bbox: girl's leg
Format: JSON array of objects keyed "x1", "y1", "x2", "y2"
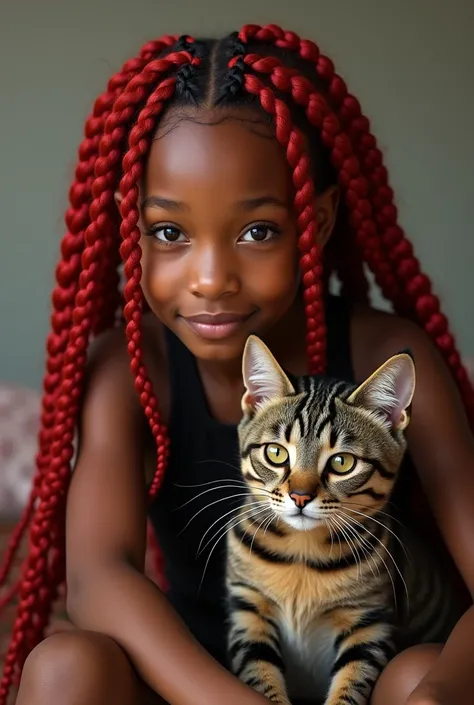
[
  {"x1": 15, "y1": 630, "x2": 166, "y2": 705},
  {"x1": 371, "y1": 644, "x2": 443, "y2": 705}
]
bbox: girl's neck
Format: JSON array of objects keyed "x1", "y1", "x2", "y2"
[{"x1": 197, "y1": 295, "x2": 308, "y2": 388}]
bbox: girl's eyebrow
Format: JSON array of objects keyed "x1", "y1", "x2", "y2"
[
  {"x1": 141, "y1": 195, "x2": 289, "y2": 211},
  {"x1": 141, "y1": 196, "x2": 187, "y2": 211},
  {"x1": 236, "y1": 196, "x2": 289, "y2": 211}
]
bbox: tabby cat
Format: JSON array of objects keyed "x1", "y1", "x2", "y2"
[{"x1": 226, "y1": 335, "x2": 459, "y2": 705}]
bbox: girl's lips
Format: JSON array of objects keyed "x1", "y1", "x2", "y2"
[{"x1": 180, "y1": 312, "x2": 255, "y2": 340}]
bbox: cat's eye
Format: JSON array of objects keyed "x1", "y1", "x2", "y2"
[
  {"x1": 329, "y1": 453, "x2": 356, "y2": 474},
  {"x1": 264, "y1": 443, "x2": 289, "y2": 466}
]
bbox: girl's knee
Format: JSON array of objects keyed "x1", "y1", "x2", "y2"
[
  {"x1": 17, "y1": 630, "x2": 138, "y2": 704},
  {"x1": 371, "y1": 644, "x2": 443, "y2": 705}
]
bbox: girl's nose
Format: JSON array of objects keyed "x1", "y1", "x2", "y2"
[{"x1": 188, "y1": 244, "x2": 240, "y2": 300}]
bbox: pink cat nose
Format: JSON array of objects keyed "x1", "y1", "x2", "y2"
[{"x1": 289, "y1": 491, "x2": 314, "y2": 509}]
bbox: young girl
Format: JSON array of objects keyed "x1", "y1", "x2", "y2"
[{"x1": 2, "y1": 24, "x2": 474, "y2": 705}]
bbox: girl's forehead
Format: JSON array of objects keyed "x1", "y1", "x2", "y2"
[{"x1": 145, "y1": 107, "x2": 293, "y2": 197}]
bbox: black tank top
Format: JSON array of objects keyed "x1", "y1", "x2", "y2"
[{"x1": 148, "y1": 295, "x2": 354, "y2": 664}]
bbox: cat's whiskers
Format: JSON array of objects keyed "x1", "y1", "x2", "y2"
[
  {"x1": 336, "y1": 511, "x2": 408, "y2": 610},
  {"x1": 249, "y1": 512, "x2": 275, "y2": 556},
  {"x1": 336, "y1": 512, "x2": 397, "y2": 607},
  {"x1": 325, "y1": 518, "x2": 336, "y2": 559},
  {"x1": 339, "y1": 505, "x2": 409, "y2": 560},
  {"x1": 328, "y1": 516, "x2": 343, "y2": 561},
  {"x1": 331, "y1": 513, "x2": 380, "y2": 580},
  {"x1": 177, "y1": 492, "x2": 265, "y2": 535},
  {"x1": 175, "y1": 484, "x2": 270, "y2": 512},
  {"x1": 198, "y1": 505, "x2": 272, "y2": 592},
  {"x1": 328, "y1": 515, "x2": 363, "y2": 580},
  {"x1": 197, "y1": 500, "x2": 269, "y2": 556},
  {"x1": 341, "y1": 500, "x2": 408, "y2": 531},
  {"x1": 174, "y1": 477, "x2": 252, "y2": 490},
  {"x1": 197, "y1": 458, "x2": 243, "y2": 473},
  {"x1": 262, "y1": 511, "x2": 278, "y2": 536}
]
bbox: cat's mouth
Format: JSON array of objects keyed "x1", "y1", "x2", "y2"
[{"x1": 281, "y1": 509, "x2": 325, "y2": 531}]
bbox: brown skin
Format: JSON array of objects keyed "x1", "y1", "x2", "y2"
[{"x1": 16, "y1": 109, "x2": 474, "y2": 705}]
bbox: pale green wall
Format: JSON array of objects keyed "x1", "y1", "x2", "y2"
[{"x1": 1, "y1": 0, "x2": 473, "y2": 389}]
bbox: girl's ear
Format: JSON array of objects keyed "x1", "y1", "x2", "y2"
[
  {"x1": 114, "y1": 190, "x2": 123, "y2": 208},
  {"x1": 315, "y1": 185, "x2": 340, "y2": 248}
]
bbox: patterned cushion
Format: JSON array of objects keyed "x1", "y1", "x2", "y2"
[{"x1": 0, "y1": 386, "x2": 40, "y2": 520}]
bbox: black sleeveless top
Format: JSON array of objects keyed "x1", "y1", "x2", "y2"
[{"x1": 148, "y1": 295, "x2": 357, "y2": 664}]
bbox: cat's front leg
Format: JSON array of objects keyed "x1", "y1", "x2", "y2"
[
  {"x1": 227, "y1": 584, "x2": 290, "y2": 705},
  {"x1": 323, "y1": 607, "x2": 396, "y2": 705}
]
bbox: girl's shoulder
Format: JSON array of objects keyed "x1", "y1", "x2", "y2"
[
  {"x1": 85, "y1": 312, "x2": 171, "y2": 426},
  {"x1": 350, "y1": 301, "x2": 435, "y2": 383}
]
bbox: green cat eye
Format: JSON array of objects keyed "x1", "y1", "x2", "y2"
[
  {"x1": 329, "y1": 453, "x2": 356, "y2": 474},
  {"x1": 264, "y1": 443, "x2": 289, "y2": 466}
]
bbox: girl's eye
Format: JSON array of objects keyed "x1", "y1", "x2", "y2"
[
  {"x1": 328, "y1": 453, "x2": 357, "y2": 475},
  {"x1": 148, "y1": 225, "x2": 187, "y2": 244},
  {"x1": 239, "y1": 224, "x2": 280, "y2": 243}
]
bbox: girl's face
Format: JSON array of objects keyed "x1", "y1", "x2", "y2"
[{"x1": 138, "y1": 108, "x2": 331, "y2": 363}]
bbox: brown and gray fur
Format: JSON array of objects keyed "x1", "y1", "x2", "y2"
[{"x1": 226, "y1": 335, "x2": 459, "y2": 705}]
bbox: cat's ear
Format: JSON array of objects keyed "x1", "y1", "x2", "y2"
[
  {"x1": 241, "y1": 335, "x2": 295, "y2": 414},
  {"x1": 347, "y1": 352, "x2": 416, "y2": 431}
]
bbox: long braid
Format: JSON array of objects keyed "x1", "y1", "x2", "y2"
[
  {"x1": 237, "y1": 25, "x2": 474, "y2": 426},
  {"x1": 232, "y1": 75, "x2": 325, "y2": 372},
  {"x1": 240, "y1": 26, "x2": 395, "y2": 301},
  {"x1": 34, "y1": 50, "x2": 195, "y2": 654},
  {"x1": 0, "y1": 49, "x2": 193, "y2": 704},
  {"x1": 236, "y1": 26, "x2": 369, "y2": 302},
  {"x1": 220, "y1": 35, "x2": 325, "y2": 373},
  {"x1": 243, "y1": 56, "x2": 397, "y2": 298},
  {"x1": 0, "y1": 36, "x2": 178, "y2": 604}
]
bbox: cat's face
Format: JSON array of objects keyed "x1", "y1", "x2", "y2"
[{"x1": 237, "y1": 336, "x2": 416, "y2": 532}]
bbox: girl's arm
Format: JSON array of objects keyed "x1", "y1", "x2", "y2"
[
  {"x1": 358, "y1": 310, "x2": 474, "y2": 705},
  {"x1": 65, "y1": 328, "x2": 267, "y2": 705}
]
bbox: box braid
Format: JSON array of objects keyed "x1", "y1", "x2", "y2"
[
  {"x1": 0, "y1": 35, "x2": 179, "y2": 594},
  {"x1": 0, "y1": 43, "x2": 197, "y2": 701},
  {"x1": 1, "y1": 24, "x2": 473, "y2": 702},
  {"x1": 237, "y1": 24, "x2": 474, "y2": 414}
]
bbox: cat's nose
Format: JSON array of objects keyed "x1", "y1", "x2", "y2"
[{"x1": 289, "y1": 491, "x2": 315, "y2": 509}]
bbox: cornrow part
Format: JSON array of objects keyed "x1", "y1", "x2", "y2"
[
  {"x1": 174, "y1": 35, "x2": 201, "y2": 103},
  {"x1": 216, "y1": 32, "x2": 247, "y2": 103},
  {"x1": 240, "y1": 27, "x2": 474, "y2": 426},
  {"x1": 0, "y1": 36, "x2": 178, "y2": 611},
  {"x1": 0, "y1": 50, "x2": 193, "y2": 702}
]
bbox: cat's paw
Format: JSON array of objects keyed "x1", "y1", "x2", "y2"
[{"x1": 323, "y1": 695, "x2": 369, "y2": 705}]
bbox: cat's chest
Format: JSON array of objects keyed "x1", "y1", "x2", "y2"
[
  {"x1": 245, "y1": 557, "x2": 357, "y2": 614},
  {"x1": 281, "y1": 617, "x2": 337, "y2": 701}
]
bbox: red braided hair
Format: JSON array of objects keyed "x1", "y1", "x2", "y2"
[
  {"x1": 1, "y1": 25, "x2": 473, "y2": 703},
  {"x1": 238, "y1": 24, "x2": 474, "y2": 419},
  {"x1": 0, "y1": 45, "x2": 192, "y2": 701}
]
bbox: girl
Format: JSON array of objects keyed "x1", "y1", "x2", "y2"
[{"x1": 2, "y1": 24, "x2": 474, "y2": 705}]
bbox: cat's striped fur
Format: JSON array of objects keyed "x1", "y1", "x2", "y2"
[{"x1": 226, "y1": 335, "x2": 459, "y2": 705}]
